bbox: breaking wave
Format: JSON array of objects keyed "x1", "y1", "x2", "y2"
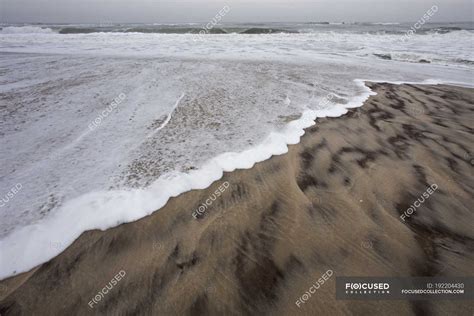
[{"x1": 0, "y1": 26, "x2": 55, "y2": 34}]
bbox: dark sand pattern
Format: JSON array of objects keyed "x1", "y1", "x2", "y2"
[{"x1": 1, "y1": 83, "x2": 473, "y2": 315}]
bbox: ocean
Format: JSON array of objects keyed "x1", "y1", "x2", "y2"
[{"x1": 0, "y1": 22, "x2": 473, "y2": 278}]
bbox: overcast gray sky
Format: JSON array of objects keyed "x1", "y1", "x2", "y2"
[{"x1": 1, "y1": 0, "x2": 472, "y2": 23}]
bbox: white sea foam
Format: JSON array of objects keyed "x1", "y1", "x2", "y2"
[
  {"x1": 1, "y1": 77, "x2": 472, "y2": 280},
  {"x1": 0, "y1": 29, "x2": 472, "y2": 67},
  {"x1": 0, "y1": 79, "x2": 366, "y2": 279}
]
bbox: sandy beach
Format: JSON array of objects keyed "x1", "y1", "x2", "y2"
[{"x1": 1, "y1": 82, "x2": 473, "y2": 315}]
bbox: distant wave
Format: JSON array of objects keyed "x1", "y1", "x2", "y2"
[
  {"x1": 124, "y1": 27, "x2": 228, "y2": 34},
  {"x1": 239, "y1": 28, "x2": 298, "y2": 34},
  {"x1": 372, "y1": 52, "x2": 474, "y2": 66},
  {"x1": 0, "y1": 26, "x2": 55, "y2": 34},
  {"x1": 305, "y1": 22, "x2": 331, "y2": 25},
  {"x1": 370, "y1": 22, "x2": 401, "y2": 25},
  {"x1": 366, "y1": 28, "x2": 470, "y2": 35},
  {"x1": 58, "y1": 27, "x2": 101, "y2": 34},
  {"x1": 57, "y1": 26, "x2": 298, "y2": 34},
  {"x1": 427, "y1": 26, "x2": 463, "y2": 34},
  {"x1": 373, "y1": 53, "x2": 433, "y2": 64},
  {"x1": 452, "y1": 58, "x2": 474, "y2": 65},
  {"x1": 1, "y1": 24, "x2": 471, "y2": 36}
]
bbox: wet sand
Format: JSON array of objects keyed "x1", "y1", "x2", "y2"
[{"x1": 1, "y1": 83, "x2": 473, "y2": 315}]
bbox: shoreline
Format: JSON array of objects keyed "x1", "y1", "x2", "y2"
[
  {"x1": 1, "y1": 79, "x2": 471, "y2": 281},
  {"x1": 1, "y1": 82, "x2": 474, "y2": 315},
  {"x1": 1, "y1": 78, "x2": 375, "y2": 280}
]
